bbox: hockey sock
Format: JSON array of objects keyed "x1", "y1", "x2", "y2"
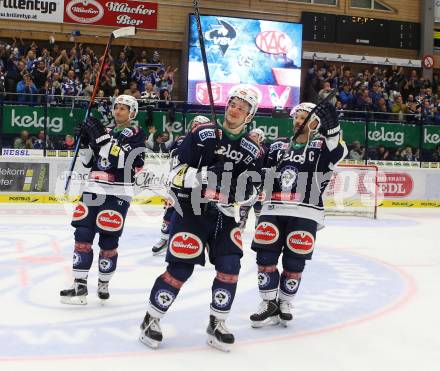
[
  {"x1": 257, "y1": 265, "x2": 279, "y2": 301},
  {"x1": 278, "y1": 271, "x2": 302, "y2": 301},
  {"x1": 73, "y1": 242, "x2": 93, "y2": 280},
  {"x1": 210, "y1": 272, "x2": 238, "y2": 320},
  {"x1": 98, "y1": 249, "x2": 118, "y2": 282},
  {"x1": 148, "y1": 271, "x2": 184, "y2": 318}
]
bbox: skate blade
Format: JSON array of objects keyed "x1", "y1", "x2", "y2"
[
  {"x1": 98, "y1": 293, "x2": 110, "y2": 301},
  {"x1": 139, "y1": 333, "x2": 160, "y2": 349},
  {"x1": 60, "y1": 296, "x2": 87, "y2": 305},
  {"x1": 152, "y1": 249, "x2": 167, "y2": 256},
  {"x1": 251, "y1": 316, "x2": 280, "y2": 328},
  {"x1": 207, "y1": 335, "x2": 231, "y2": 352},
  {"x1": 279, "y1": 318, "x2": 292, "y2": 328}
]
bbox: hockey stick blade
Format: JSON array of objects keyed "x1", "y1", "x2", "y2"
[{"x1": 112, "y1": 26, "x2": 136, "y2": 39}]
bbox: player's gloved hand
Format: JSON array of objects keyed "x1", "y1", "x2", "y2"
[
  {"x1": 201, "y1": 162, "x2": 228, "y2": 184},
  {"x1": 73, "y1": 122, "x2": 89, "y2": 146},
  {"x1": 316, "y1": 102, "x2": 340, "y2": 137},
  {"x1": 83, "y1": 116, "x2": 111, "y2": 147}
]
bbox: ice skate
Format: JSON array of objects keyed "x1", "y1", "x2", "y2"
[
  {"x1": 250, "y1": 299, "x2": 280, "y2": 328},
  {"x1": 97, "y1": 279, "x2": 109, "y2": 301},
  {"x1": 139, "y1": 312, "x2": 163, "y2": 349},
  {"x1": 152, "y1": 238, "x2": 168, "y2": 256},
  {"x1": 206, "y1": 315, "x2": 234, "y2": 352},
  {"x1": 278, "y1": 300, "x2": 293, "y2": 327},
  {"x1": 60, "y1": 278, "x2": 88, "y2": 305}
]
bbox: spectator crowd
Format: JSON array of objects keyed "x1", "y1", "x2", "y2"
[
  {"x1": 2, "y1": 36, "x2": 440, "y2": 162},
  {"x1": 0, "y1": 37, "x2": 177, "y2": 106},
  {"x1": 305, "y1": 62, "x2": 440, "y2": 162}
]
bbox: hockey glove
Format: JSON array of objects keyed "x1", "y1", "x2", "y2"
[
  {"x1": 73, "y1": 122, "x2": 89, "y2": 147},
  {"x1": 316, "y1": 102, "x2": 340, "y2": 138},
  {"x1": 83, "y1": 116, "x2": 111, "y2": 147}
]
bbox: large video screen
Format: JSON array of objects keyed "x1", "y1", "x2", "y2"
[{"x1": 187, "y1": 15, "x2": 302, "y2": 110}]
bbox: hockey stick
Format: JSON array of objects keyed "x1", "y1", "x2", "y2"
[
  {"x1": 64, "y1": 26, "x2": 136, "y2": 193},
  {"x1": 192, "y1": 1, "x2": 220, "y2": 139}
]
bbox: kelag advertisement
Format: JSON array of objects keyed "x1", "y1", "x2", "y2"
[{"x1": 2, "y1": 105, "x2": 440, "y2": 149}]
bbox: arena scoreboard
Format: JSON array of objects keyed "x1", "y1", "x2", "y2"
[{"x1": 302, "y1": 12, "x2": 420, "y2": 50}]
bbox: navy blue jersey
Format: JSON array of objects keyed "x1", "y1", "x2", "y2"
[
  {"x1": 80, "y1": 125, "x2": 146, "y2": 196},
  {"x1": 261, "y1": 134, "x2": 348, "y2": 225},
  {"x1": 179, "y1": 123, "x2": 262, "y2": 173},
  {"x1": 169, "y1": 123, "x2": 263, "y2": 204}
]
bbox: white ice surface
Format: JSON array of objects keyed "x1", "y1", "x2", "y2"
[{"x1": 0, "y1": 204, "x2": 439, "y2": 371}]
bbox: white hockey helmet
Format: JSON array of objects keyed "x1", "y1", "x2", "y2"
[
  {"x1": 290, "y1": 102, "x2": 320, "y2": 126},
  {"x1": 227, "y1": 86, "x2": 259, "y2": 124},
  {"x1": 191, "y1": 115, "x2": 210, "y2": 126},
  {"x1": 249, "y1": 128, "x2": 265, "y2": 143},
  {"x1": 113, "y1": 94, "x2": 139, "y2": 119}
]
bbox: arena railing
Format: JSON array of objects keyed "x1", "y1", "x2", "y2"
[{"x1": 0, "y1": 93, "x2": 439, "y2": 166}]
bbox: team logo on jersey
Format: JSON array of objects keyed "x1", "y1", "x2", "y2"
[
  {"x1": 96, "y1": 210, "x2": 124, "y2": 232},
  {"x1": 154, "y1": 289, "x2": 175, "y2": 310},
  {"x1": 240, "y1": 138, "x2": 259, "y2": 157},
  {"x1": 280, "y1": 166, "x2": 299, "y2": 189},
  {"x1": 213, "y1": 288, "x2": 231, "y2": 308},
  {"x1": 230, "y1": 227, "x2": 243, "y2": 249},
  {"x1": 72, "y1": 202, "x2": 88, "y2": 221},
  {"x1": 254, "y1": 222, "x2": 279, "y2": 244},
  {"x1": 199, "y1": 128, "x2": 216, "y2": 141},
  {"x1": 97, "y1": 156, "x2": 112, "y2": 171},
  {"x1": 169, "y1": 232, "x2": 203, "y2": 259},
  {"x1": 286, "y1": 231, "x2": 314, "y2": 255},
  {"x1": 283, "y1": 279, "x2": 299, "y2": 294},
  {"x1": 99, "y1": 258, "x2": 113, "y2": 272},
  {"x1": 258, "y1": 272, "x2": 271, "y2": 288}
]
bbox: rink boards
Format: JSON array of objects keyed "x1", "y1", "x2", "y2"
[{"x1": 0, "y1": 155, "x2": 440, "y2": 207}]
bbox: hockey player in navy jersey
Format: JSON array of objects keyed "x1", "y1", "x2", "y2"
[
  {"x1": 139, "y1": 87, "x2": 263, "y2": 352},
  {"x1": 151, "y1": 115, "x2": 210, "y2": 256},
  {"x1": 60, "y1": 95, "x2": 146, "y2": 305},
  {"x1": 249, "y1": 101, "x2": 347, "y2": 327}
]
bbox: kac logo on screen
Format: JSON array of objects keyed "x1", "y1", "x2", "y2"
[{"x1": 187, "y1": 15, "x2": 302, "y2": 110}]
